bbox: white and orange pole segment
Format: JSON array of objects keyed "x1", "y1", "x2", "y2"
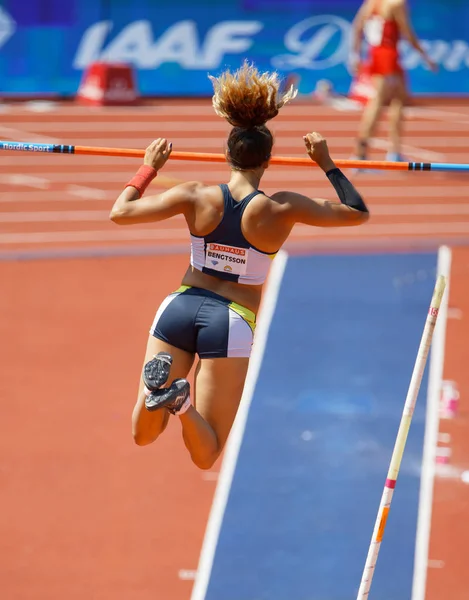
[{"x1": 356, "y1": 274, "x2": 447, "y2": 599}]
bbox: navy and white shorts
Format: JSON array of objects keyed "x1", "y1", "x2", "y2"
[{"x1": 149, "y1": 286, "x2": 256, "y2": 359}]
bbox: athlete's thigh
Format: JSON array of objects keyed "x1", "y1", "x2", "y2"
[
  {"x1": 371, "y1": 74, "x2": 388, "y2": 101},
  {"x1": 133, "y1": 335, "x2": 195, "y2": 431},
  {"x1": 134, "y1": 286, "x2": 199, "y2": 428},
  {"x1": 194, "y1": 357, "x2": 250, "y2": 452},
  {"x1": 392, "y1": 71, "x2": 408, "y2": 102}
]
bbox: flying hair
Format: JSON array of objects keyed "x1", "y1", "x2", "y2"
[{"x1": 209, "y1": 61, "x2": 298, "y2": 129}]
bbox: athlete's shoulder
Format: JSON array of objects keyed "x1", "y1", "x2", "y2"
[
  {"x1": 358, "y1": 0, "x2": 376, "y2": 13},
  {"x1": 388, "y1": 0, "x2": 407, "y2": 22},
  {"x1": 269, "y1": 190, "x2": 293, "y2": 204},
  {"x1": 389, "y1": 0, "x2": 407, "y2": 9},
  {"x1": 266, "y1": 190, "x2": 299, "y2": 215},
  {"x1": 169, "y1": 180, "x2": 205, "y2": 201},
  {"x1": 189, "y1": 182, "x2": 226, "y2": 209},
  {"x1": 174, "y1": 180, "x2": 205, "y2": 193}
]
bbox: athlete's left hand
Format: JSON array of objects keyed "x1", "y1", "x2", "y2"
[
  {"x1": 144, "y1": 138, "x2": 173, "y2": 171},
  {"x1": 303, "y1": 132, "x2": 335, "y2": 171}
]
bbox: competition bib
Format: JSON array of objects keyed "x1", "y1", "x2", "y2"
[{"x1": 205, "y1": 243, "x2": 248, "y2": 276}]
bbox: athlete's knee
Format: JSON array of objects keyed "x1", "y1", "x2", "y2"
[
  {"x1": 190, "y1": 448, "x2": 221, "y2": 470},
  {"x1": 132, "y1": 423, "x2": 164, "y2": 446},
  {"x1": 132, "y1": 430, "x2": 157, "y2": 446}
]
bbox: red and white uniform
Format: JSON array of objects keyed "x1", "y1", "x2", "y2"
[{"x1": 363, "y1": 0, "x2": 402, "y2": 76}]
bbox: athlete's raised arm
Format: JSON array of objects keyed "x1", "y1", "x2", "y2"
[
  {"x1": 272, "y1": 132, "x2": 370, "y2": 228},
  {"x1": 110, "y1": 138, "x2": 199, "y2": 225}
]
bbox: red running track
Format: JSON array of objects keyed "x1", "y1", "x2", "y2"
[{"x1": 0, "y1": 98, "x2": 468, "y2": 599}]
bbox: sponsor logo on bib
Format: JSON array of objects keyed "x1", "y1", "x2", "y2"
[{"x1": 205, "y1": 243, "x2": 248, "y2": 276}]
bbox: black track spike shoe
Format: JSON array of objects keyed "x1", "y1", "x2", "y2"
[
  {"x1": 145, "y1": 378, "x2": 190, "y2": 414},
  {"x1": 142, "y1": 352, "x2": 173, "y2": 392}
]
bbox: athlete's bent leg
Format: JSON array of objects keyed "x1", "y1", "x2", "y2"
[
  {"x1": 178, "y1": 357, "x2": 250, "y2": 470},
  {"x1": 132, "y1": 336, "x2": 195, "y2": 446}
]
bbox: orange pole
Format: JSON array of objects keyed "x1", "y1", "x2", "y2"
[{"x1": 73, "y1": 145, "x2": 410, "y2": 171}]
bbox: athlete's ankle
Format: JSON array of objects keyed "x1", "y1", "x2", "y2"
[
  {"x1": 145, "y1": 378, "x2": 191, "y2": 413},
  {"x1": 171, "y1": 394, "x2": 192, "y2": 416},
  {"x1": 357, "y1": 139, "x2": 368, "y2": 160}
]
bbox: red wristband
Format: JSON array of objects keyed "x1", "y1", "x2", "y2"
[{"x1": 125, "y1": 165, "x2": 157, "y2": 198}]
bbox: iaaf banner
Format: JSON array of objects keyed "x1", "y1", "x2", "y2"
[{"x1": 1, "y1": 0, "x2": 468, "y2": 96}]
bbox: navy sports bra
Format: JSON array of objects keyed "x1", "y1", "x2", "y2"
[{"x1": 190, "y1": 184, "x2": 277, "y2": 285}]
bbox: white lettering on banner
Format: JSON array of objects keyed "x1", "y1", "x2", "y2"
[
  {"x1": 74, "y1": 21, "x2": 113, "y2": 68},
  {"x1": 446, "y1": 41, "x2": 469, "y2": 70},
  {"x1": 144, "y1": 21, "x2": 202, "y2": 68},
  {"x1": 201, "y1": 21, "x2": 264, "y2": 68},
  {"x1": 73, "y1": 15, "x2": 469, "y2": 74},
  {"x1": 74, "y1": 20, "x2": 263, "y2": 70},
  {"x1": 272, "y1": 15, "x2": 351, "y2": 70},
  {"x1": 98, "y1": 21, "x2": 202, "y2": 68},
  {"x1": 399, "y1": 39, "x2": 469, "y2": 72},
  {"x1": 0, "y1": 7, "x2": 16, "y2": 50},
  {"x1": 204, "y1": 243, "x2": 248, "y2": 276},
  {"x1": 272, "y1": 15, "x2": 469, "y2": 73}
]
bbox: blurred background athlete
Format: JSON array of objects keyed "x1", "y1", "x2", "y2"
[{"x1": 351, "y1": 0, "x2": 437, "y2": 162}]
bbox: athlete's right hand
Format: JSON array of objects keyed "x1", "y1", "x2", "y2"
[
  {"x1": 144, "y1": 138, "x2": 173, "y2": 171},
  {"x1": 303, "y1": 132, "x2": 335, "y2": 171}
]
